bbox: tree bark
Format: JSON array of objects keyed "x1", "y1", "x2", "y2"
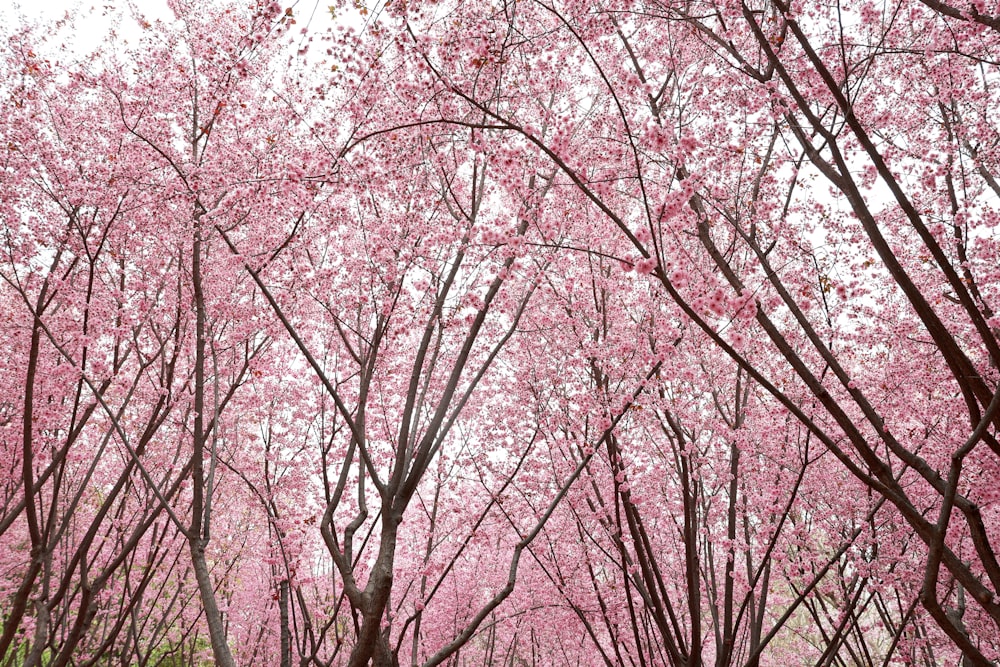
[{"x1": 280, "y1": 580, "x2": 291, "y2": 667}]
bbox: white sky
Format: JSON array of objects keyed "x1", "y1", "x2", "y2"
[
  {"x1": 1, "y1": 0, "x2": 176, "y2": 55},
  {"x1": 2, "y1": 0, "x2": 365, "y2": 58}
]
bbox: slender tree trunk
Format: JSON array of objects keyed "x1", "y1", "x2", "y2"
[
  {"x1": 189, "y1": 227, "x2": 236, "y2": 667},
  {"x1": 23, "y1": 592, "x2": 50, "y2": 667},
  {"x1": 190, "y1": 537, "x2": 235, "y2": 667},
  {"x1": 280, "y1": 580, "x2": 291, "y2": 667}
]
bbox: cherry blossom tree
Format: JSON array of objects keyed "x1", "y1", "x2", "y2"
[
  {"x1": 3, "y1": 0, "x2": 1000, "y2": 665},
  {"x1": 364, "y1": 0, "x2": 1000, "y2": 662},
  {"x1": 1, "y1": 2, "x2": 300, "y2": 663}
]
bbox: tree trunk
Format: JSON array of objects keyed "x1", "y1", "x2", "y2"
[
  {"x1": 280, "y1": 580, "x2": 291, "y2": 667},
  {"x1": 190, "y1": 538, "x2": 235, "y2": 667},
  {"x1": 189, "y1": 227, "x2": 235, "y2": 667}
]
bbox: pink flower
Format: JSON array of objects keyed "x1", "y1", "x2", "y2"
[{"x1": 635, "y1": 257, "x2": 657, "y2": 275}]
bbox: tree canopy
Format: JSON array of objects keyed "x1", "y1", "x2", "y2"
[{"x1": 2, "y1": 0, "x2": 999, "y2": 665}]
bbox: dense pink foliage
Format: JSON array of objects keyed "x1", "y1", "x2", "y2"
[{"x1": 2, "y1": 0, "x2": 999, "y2": 665}]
